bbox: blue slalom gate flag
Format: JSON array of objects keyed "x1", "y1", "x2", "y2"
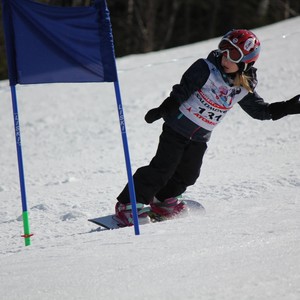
[
  {"x1": 2, "y1": 0, "x2": 141, "y2": 244},
  {"x1": 3, "y1": 0, "x2": 117, "y2": 84}
]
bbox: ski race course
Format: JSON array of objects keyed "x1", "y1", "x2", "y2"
[{"x1": 0, "y1": 17, "x2": 300, "y2": 300}]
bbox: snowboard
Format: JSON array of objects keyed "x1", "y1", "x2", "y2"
[{"x1": 88, "y1": 200, "x2": 205, "y2": 230}]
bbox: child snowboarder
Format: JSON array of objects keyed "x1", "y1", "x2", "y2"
[{"x1": 115, "y1": 29, "x2": 300, "y2": 226}]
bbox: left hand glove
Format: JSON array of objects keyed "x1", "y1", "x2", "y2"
[{"x1": 268, "y1": 94, "x2": 300, "y2": 120}]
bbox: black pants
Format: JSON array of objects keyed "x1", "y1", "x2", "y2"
[{"x1": 117, "y1": 124, "x2": 207, "y2": 204}]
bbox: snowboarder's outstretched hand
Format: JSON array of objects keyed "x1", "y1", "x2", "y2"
[
  {"x1": 145, "y1": 107, "x2": 162, "y2": 123},
  {"x1": 268, "y1": 94, "x2": 300, "y2": 120},
  {"x1": 145, "y1": 97, "x2": 180, "y2": 123}
]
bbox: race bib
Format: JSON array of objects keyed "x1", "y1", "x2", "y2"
[{"x1": 179, "y1": 60, "x2": 248, "y2": 131}]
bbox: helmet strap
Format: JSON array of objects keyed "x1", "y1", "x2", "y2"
[
  {"x1": 239, "y1": 61, "x2": 256, "y2": 73},
  {"x1": 238, "y1": 62, "x2": 247, "y2": 73}
]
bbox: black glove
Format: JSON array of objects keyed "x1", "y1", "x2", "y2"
[
  {"x1": 144, "y1": 97, "x2": 180, "y2": 123},
  {"x1": 268, "y1": 94, "x2": 300, "y2": 120},
  {"x1": 144, "y1": 107, "x2": 162, "y2": 123}
]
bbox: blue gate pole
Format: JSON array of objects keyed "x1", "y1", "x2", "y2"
[
  {"x1": 10, "y1": 85, "x2": 32, "y2": 246},
  {"x1": 113, "y1": 80, "x2": 140, "y2": 235}
]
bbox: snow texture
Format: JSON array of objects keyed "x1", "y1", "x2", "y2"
[{"x1": 0, "y1": 17, "x2": 300, "y2": 300}]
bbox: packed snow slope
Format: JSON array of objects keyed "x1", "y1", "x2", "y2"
[{"x1": 0, "y1": 17, "x2": 299, "y2": 300}]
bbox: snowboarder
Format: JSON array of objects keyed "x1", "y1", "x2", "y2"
[{"x1": 115, "y1": 29, "x2": 300, "y2": 226}]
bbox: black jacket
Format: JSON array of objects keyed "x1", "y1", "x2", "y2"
[{"x1": 163, "y1": 50, "x2": 271, "y2": 142}]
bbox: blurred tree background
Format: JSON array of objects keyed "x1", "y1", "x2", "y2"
[{"x1": 0, "y1": 0, "x2": 299, "y2": 80}]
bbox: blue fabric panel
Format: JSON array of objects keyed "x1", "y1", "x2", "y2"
[{"x1": 2, "y1": 0, "x2": 117, "y2": 84}]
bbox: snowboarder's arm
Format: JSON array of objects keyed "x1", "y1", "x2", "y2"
[
  {"x1": 169, "y1": 59, "x2": 210, "y2": 105},
  {"x1": 238, "y1": 93, "x2": 300, "y2": 121},
  {"x1": 238, "y1": 92, "x2": 271, "y2": 120},
  {"x1": 145, "y1": 59, "x2": 209, "y2": 124}
]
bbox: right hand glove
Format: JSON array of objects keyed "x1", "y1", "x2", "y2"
[
  {"x1": 144, "y1": 107, "x2": 162, "y2": 123},
  {"x1": 144, "y1": 97, "x2": 180, "y2": 124}
]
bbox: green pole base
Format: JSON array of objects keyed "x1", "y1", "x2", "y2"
[{"x1": 22, "y1": 211, "x2": 32, "y2": 246}]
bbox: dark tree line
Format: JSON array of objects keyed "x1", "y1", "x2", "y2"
[{"x1": 0, "y1": 0, "x2": 299, "y2": 80}]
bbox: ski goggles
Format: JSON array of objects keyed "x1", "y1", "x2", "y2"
[{"x1": 218, "y1": 38, "x2": 244, "y2": 63}]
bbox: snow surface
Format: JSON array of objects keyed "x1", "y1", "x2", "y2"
[{"x1": 1, "y1": 17, "x2": 300, "y2": 300}]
